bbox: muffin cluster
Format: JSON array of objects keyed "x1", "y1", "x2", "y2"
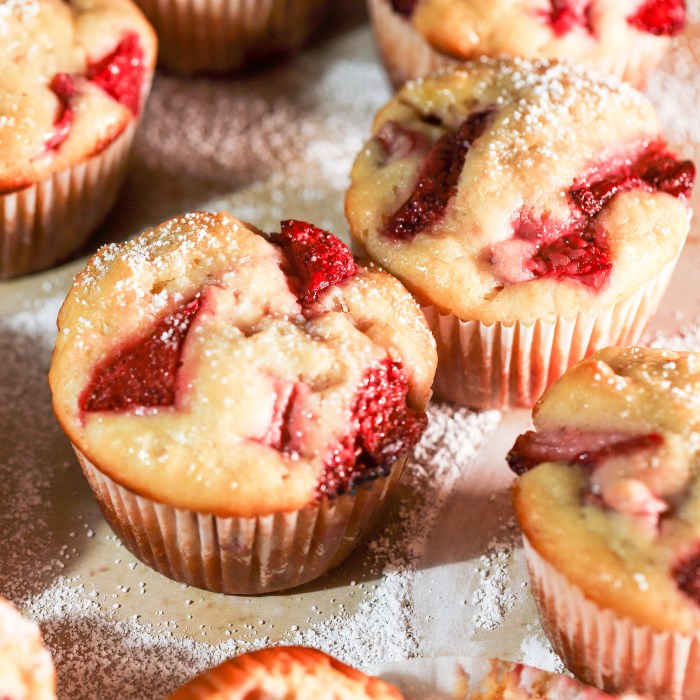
[{"x1": 0, "y1": 0, "x2": 697, "y2": 698}]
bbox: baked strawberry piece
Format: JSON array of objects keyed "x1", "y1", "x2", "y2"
[
  {"x1": 347, "y1": 59, "x2": 693, "y2": 408},
  {"x1": 50, "y1": 212, "x2": 437, "y2": 593},
  {"x1": 0, "y1": 0, "x2": 156, "y2": 278},
  {"x1": 370, "y1": 0, "x2": 685, "y2": 87},
  {"x1": 512, "y1": 347, "x2": 700, "y2": 698}
]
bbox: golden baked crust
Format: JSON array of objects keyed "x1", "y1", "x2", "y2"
[
  {"x1": 513, "y1": 347, "x2": 700, "y2": 634},
  {"x1": 0, "y1": 0, "x2": 156, "y2": 190},
  {"x1": 168, "y1": 647, "x2": 403, "y2": 699},
  {"x1": 0, "y1": 596, "x2": 55, "y2": 700},
  {"x1": 346, "y1": 59, "x2": 691, "y2": 325},
  {"x1": 50, "y1": 212, "x2": 436, "y2": 517},
  {"x1": 409, "y1": 0, "x2": 673, "y2": 65},
  {"x1": 469, "y1": 659, "x2": 646, "y2": 699}
]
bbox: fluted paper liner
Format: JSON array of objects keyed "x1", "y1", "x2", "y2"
[
  {"x1": 368, "y1": 0, "x2": 670, "y2": 88},
  {"x1": 421, "y1": 258, "x2": 677, "y2": 409},
  {"x1": 75, "y1": 447, "x2": 407, "y2": 594},
  {"x1": 136, "y1": 0, "x2": 327, "y2": 74},
  {"x1": 0, "y1": 122, "x2": 137, "y2": 280},
  {"x1": 523, "y1": 536, "x2": 700, "y2": 699}
]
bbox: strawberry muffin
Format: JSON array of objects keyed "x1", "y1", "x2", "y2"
[
  {"x1": 509, "y1": 347, "x2": 700, "y2": 699},
  {"x1": 369, "y1": 0, "x2": 686, "y2": 87},
  {"x1": 0, "y1": 0, "x2": 156, "y2": 279},
  {"x1": 470, "y1": 659, "x2": 647, "y2": 699},
  {"x1": 49, "y1": 212, "x2": 436, "y2": 594},
  {"x1": 346, "y1": 59, "x2": 694, "y2": 409},
  {"x1": 134, "y1": 0, "x2": 328, "y2": 74},
  {"x1": 168, "y1": 647, "x2": 403, "y2": 699},
  {"x1": 0, "y1": 596, "x2": 55, "y2": 700}
]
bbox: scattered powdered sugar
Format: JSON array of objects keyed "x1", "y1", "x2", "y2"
[
  {"x1": 471, "y1": 534, "x2": 518, "y2": 631},
  {"x1": 291, "y1": 406, "x2": 501, "y2": 667},
  {"x1": 650, "y1": 315, "x2": 700, "y2": 352}
]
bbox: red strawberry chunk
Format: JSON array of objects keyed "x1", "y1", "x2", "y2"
[
  {"x1": 529, "y1": 231, "x2": 612, "y2": 288},
  {"x1": 571, "y1": 147, "x2": 695, "y2": 218},
  {"x1": 273, "y1": 220, "x2": 358, "y2": 304},
  {"x1": 46, "y1": 73, "x2": 76, "y2": 151},
  {"x1": 88, "y1": 32, "x2": 146, "y2": 115},
  {"x1": 507, "y1": 429, "x2": 663, "y2": 475},
  {"x1": 674, "y1": 549, "x2": 700, "y2": 605},
  {"x1": 508, "y1": 145, "x2": 694, "y2": 289},
  {"x1": 375, "y1": 120, "x2": 429, "y2": 165},
  {"x1": 383, "y1": 107, "x2": 496, "y2": 241},
  {"x1": 628, "y1": 0, "x2": 686, "y2": 36},
  {"x1": 81, "y1": 297, "x2": 201, "y2": 413},
  {"x1": 318, "y1": 359, "x2": 428, "y2": 496},
  {"x1": 547, "y1": 0, "x2": 594, "y2": 36}
]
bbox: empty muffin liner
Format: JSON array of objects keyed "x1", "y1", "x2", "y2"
[
  {"x1": 0, "y1": 121, "x2": 137, "y2": 280},
  {"x1": 135, "y1": 0, "x2": 328, "y2": 74},
  {"x1": 74, "y1": 447, "x2": 407, "y2": 595},
  {"x1": 523, "y1": 536, "x2": 700, "y2": 700},
  {"x1": 421, "y1": 258, "x2": 677, "y2": 409},
  {"x1": 368, "y1": 0, "x2": 670, "y2": 88}
]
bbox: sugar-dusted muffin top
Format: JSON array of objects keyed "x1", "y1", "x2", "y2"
[
  {"x1": 0, "y1": 596, "x2": 55, "y2": 700},
  {"x1": 510, "y1": 347, "x2": 700, "y2": 635},
  {"x1": 346, "y1": 59, "x2": 694, "y2": 325},
  {"x1": 470, "y1": 659, "x2": 646, "y2": 700},
  {"x1": 50, "y1": 212, "x2": 437, "y2": 518},
  {"x1": 392, "y1": 0, "x2": 685, "y2": 60},
  {"x1": 0, "y1": 0, "x2": 156, "y2": 192},
  {"x1": 168, "y1": 647, "x2": 403, "y2": 699}
]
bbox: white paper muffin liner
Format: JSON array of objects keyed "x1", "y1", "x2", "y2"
[
  {"x1": 523, "y1": 536, "x2": 700, "y2": 699},
  {"x1": 421, "y1": 258, "x2": 677, "y2": 409},
  {"x1": 0, "y1": 121, "x2": 137, "y2": 281},
  {"x1": 368, "y1": 0, "x2": 671, "y2": 88},
  {"x1": 135, "y1": 0, "x2": 328, "y2": 74},
  {"x1": 74, "y1": 447, "x2": 407, "y2": 594}
]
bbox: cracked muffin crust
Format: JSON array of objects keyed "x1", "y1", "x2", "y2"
[
  {"x1": 49, "y1": 212, "x2": 436, "y2": 593},
  {"x1": 0, "y1": 596, "x2": 55, "y2": 700},
  {"x1": 510, "y1": 347, "x2": 700, "y2": 697},
  {"x1": 346, "y1": 59, "x2": 693, "y2": 408},
  {"x1": 0, "y1": 0, "x2": 156, "y2": 190},
  {"x1": 369, "y1": 0, "x2": 685, "y2": 87},
  {"x1": 0, "y1": 0, "x2": 157, "y2": 279},
  {"x1": 168, "y1": 647, "x2": 403, "y2": 699}
]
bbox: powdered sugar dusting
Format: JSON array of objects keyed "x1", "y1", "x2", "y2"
[{"x1": 3, "y1": 4, "x2": 700, "y2": 697}]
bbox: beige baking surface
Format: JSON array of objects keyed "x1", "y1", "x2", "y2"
[{"x1": 2, "y1": 3, "x2": 700, "y2": 698}]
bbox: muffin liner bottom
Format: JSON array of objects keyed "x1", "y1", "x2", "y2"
[
  {"x1": 0, "y1": 121, "x2": 137, "y2": 280},
  {"x1": 137, "y1": 0, "x2": 328, "y2": 74},
  {"x1": 368, "y1": 0, "x2": 670, "y2": 88},
  {"x1": 75, "y1": 448, "x2": 407, "y2": 594},
  {"x1": 421, "y1": 258, "x2": 676, "y2": 409},
  {"x1": 524, "y1": 536, "x2": 700, "y2": 699}
]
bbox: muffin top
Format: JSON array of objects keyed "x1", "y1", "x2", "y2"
[
  {"x1": 168, "y1": 647, "x2": 403, "y2": 700},
  {"x1": 346, "y1": 59, "x2": 694, "y2": 325},
  {"x1": 0, "y1": 0, "x2": 156, "y2": 191},
  {"x1": 470, "y1": 659, "x2": 646, "y2": 700},
  {"x1": 0, "y1": 596, "x2": 55, "y2": 700},
  {"x1": 510, "y1": 346, "x2": 700, "y2": 634},
  {"x1": 50, "y1": 212, "x2": 437, "y2": 518},
  {"x1": 392, "y1": 0, "x2": 685, "y2": 59}
]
